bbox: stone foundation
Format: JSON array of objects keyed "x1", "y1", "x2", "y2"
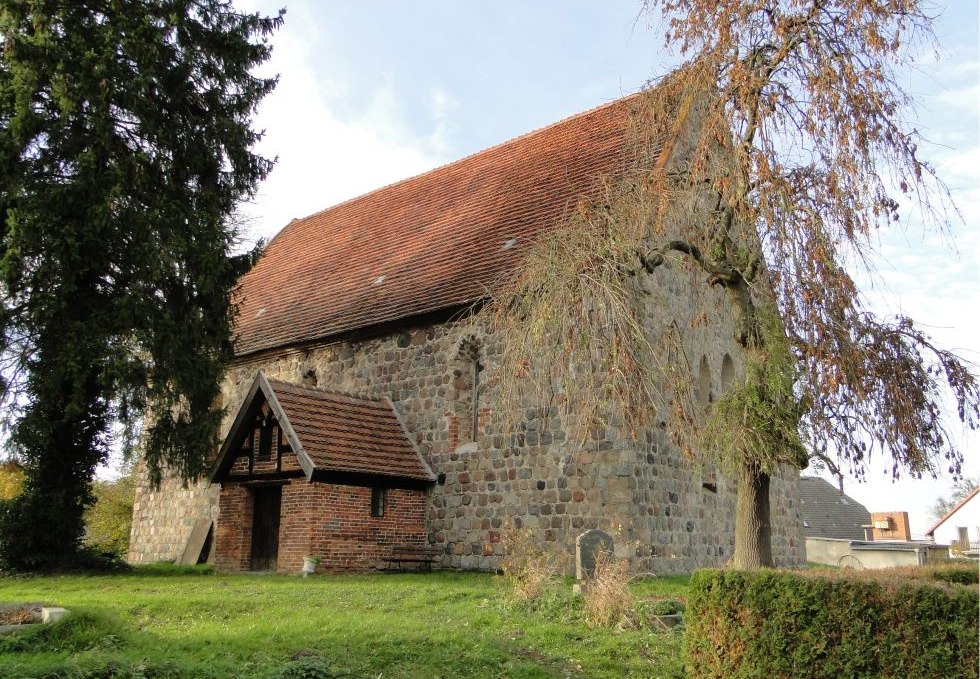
[{"x1": 128, "y1": 471, "x2": 218, "y2": 564}]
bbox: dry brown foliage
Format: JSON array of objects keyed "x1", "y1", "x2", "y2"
[
  {"x1": 638, "y1": 0, "x2": 980, "y2": 480},
  {"x1": 483, "y1": 81, "x2": 722, "y2": 451},
  {"x1": 0, "y1": 604, "x2": 38, "y2": 625},
  {"x1": 582, "y1": 548, "x2": 635, "y2": 628},
  {"x1": 483, "y1": 1, "x2": 980, "y2": 569},
  {"x1": 499, "y1": 525, "x2": 558, "y2": 601}
]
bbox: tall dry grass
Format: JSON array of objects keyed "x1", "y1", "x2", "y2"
[
  {"x1": 500, "y1": 525, "x2": 557, "y2": 600},
  {"x1": 582, "y1": 548, "x2": 634, "y2": 627}
]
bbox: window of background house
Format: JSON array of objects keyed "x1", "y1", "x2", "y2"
[{"x1": 370, "y1": 487, "x2": 386, "y2": 518}]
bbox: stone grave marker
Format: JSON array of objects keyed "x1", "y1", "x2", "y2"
[{"x1": 576, "y1": 529, "x2": 614, "y2": 580}]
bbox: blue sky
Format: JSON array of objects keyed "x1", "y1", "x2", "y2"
[{"x1": 236, "y1": 0, "x2": 978, "y2": 536}]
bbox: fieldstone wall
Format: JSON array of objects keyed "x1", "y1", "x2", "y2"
[
  {"x1": 128, "y1": 470, "x2": 218, "y2": 564},
  {"x1": 128, "y1": 258, "x2": 805, "y2": 572}
]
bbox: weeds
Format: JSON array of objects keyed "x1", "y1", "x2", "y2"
[
  {"x1": 582, "y1": 549, "x2": 634, "y2": 628},
  {"x1": 276, "y1": 654, "x2": 336, "y2": 679},
  {"x1": 0, "y1": 610, "x2": 127, "y2": 654},
  {"x1": 500, "y1": 525, "x2": 557, "y2": 601}
]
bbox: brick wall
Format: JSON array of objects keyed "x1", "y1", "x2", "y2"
[
  {"x1": 871, "y1": 511, "x2": 911, "y2": 541},
  {"x1": 302, "y1": 484, "x2": 427, "y2": 573},
  {"x1": 213, "y1": 480, "x2": 427, "y2": 573},
  {"x1": 214, "y1": 483, "x2": 253, "y2": 571}
]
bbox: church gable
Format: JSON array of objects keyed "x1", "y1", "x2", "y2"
[{"x1": 212, "y1": 372, "x2": 434, "y2": 488}]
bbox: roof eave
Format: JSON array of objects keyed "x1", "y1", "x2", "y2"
[
  {"x1": 383, "y1": 396, "x2": 436, "y2": 483},
  {"x1": 257, "y1": 373, "x2": 316, "y2": 480},
  {"x1": 924, "y1": 486, "x2": 980, "y2": 536}
]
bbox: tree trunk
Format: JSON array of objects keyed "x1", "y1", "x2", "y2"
[{"x1": 729, "y1": 460, "x2": 773, "y2": 569}]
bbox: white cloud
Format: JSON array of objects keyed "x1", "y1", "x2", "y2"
[
  {"x1": 427, "y1": 86, "x2": 459, "y2": 155},
  {"x1": 936, "y1": 78, "x2": 980, "y2": 110},
  {"x1": 236, "y1": 0, "x2": 451, "y2": 244}
]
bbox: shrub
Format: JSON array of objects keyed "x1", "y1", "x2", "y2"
[
  {"x1": 643, "y1": 598, "x2": 685, "y2": 616},
  {"x1": 926, "y1": 564, "x2": 978, "y2": 586},
  {"x1": 582, "y1": 549, "x2": 633, "y2": 627},
  {"x1": 0, "y1": 461, "x2": 25, "y2": 501},
  {"x1": 84, "y1": 471, "x2": 137, "y2": 558},
  {"x1": 0, "y1": 492, "x2": 84, "y2": 571},
  {"x1": 686, "y1": 567, "x2": 979, "y2": 679},
  {"x1": 500, "y1": 525, "x2": 557, "y2": 600}
]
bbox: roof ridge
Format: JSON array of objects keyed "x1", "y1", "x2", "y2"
[{"x1": 268, "y1": 92, "x2": 643, "y2": 234}]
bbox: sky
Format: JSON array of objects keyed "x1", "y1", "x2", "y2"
[{"x1": 234, "y1": 0, "x2": 979, "y2": 538}]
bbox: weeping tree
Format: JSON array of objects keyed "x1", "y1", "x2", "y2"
[
  {"x1": 487, "y1": 0, "x2": 979, "y2": 568},
  {"x1": 0, "y1": 1, "x2": 282, "y2": 570}
]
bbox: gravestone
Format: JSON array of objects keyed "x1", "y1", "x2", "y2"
[{"x1": 576, "y1": 529, "x2": 614, "y2": 580}]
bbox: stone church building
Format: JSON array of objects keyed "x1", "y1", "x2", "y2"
[{"x1": 128, "y1": 94, "x2": 805, "y2": 574}]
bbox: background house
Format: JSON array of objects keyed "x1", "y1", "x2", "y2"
[
  {"x1": 926, "y1": 487, "x2": 979, "y2": 558},
  {"x1": 802, "y1": 475, "x2": 950, "y2": 568},
  {"x1": 800, "y1": 476, "x2": 871, "y2": 541}
]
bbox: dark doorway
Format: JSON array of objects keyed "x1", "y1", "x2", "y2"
[{"x1": 250, "y1": 486, "x2": 282, "y2": 571}]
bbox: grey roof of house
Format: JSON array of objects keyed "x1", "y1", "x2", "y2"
[{"x1": 799, "y1": 476, "x2": 872, "y2": 540}]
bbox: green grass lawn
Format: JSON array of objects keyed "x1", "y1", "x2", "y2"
[{"x1": 0, "y1": 566, "x2": 687, "y2": 679}]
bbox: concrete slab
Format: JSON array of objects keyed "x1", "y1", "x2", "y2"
[
  {"x1": 178, "y1": 519, "x2": 214, "y2": 565},
  {"x1": 41, "y1": 607, "x2": 68, "y2": 623}
]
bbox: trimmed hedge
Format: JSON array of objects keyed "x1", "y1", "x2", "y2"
[{"x1": 686, "y1": 566, "x2": 979, "y2": 678}]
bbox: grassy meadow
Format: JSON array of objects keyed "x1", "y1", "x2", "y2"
[{"x1": 0, "y1": 566, "x2": 688, "y2": 678}]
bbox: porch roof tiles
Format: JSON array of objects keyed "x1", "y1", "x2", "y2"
[
  {"x1": 268, "y1": 378, "x2": 434, "y2": 483},
  {"x1": 212, "y1": 373, "x2": 434, "y2": 485}
]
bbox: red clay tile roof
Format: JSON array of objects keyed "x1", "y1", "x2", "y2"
[
  {"x1": 212, "y1": 373, "x2": 434, "y2": 484},
  {"x1": 267, "y1": 378, "x2": 433, "y2": 482},
  {"x1": 234, "y1": 95, "x2": 641, "y2": 356}
]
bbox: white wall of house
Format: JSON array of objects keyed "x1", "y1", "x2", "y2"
[
  {"x1": 929, "y1": 491, "x2": 980, "y2": 550},
  {"x1": 806, "y1": 537, "x2": 950, "y2": 569}
]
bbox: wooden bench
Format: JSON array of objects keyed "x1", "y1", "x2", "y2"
[{"x1": 385, "y1": 545, "x2": 442, "y2": 572}]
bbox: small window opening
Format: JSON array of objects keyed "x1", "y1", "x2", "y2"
[
  {"x1": 720, "y1": 353, "x2": 735, "y2": 394},
  {"x1": 454, "y1": 335, "x2": 484, "y2": 445},
  {"x1": 697, "y1": 356, "x2": 713, "y2": 405},
  {"x1": 370, "y1": 487, "x2": 386, "y2": 518},
  {"x1": 258, "y1": 416, "x2": 273, "y2": 459}
]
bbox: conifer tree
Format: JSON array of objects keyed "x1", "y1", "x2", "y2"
[{"x1": 0, "y1": 1, "x2": 282, "y2": 569}]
